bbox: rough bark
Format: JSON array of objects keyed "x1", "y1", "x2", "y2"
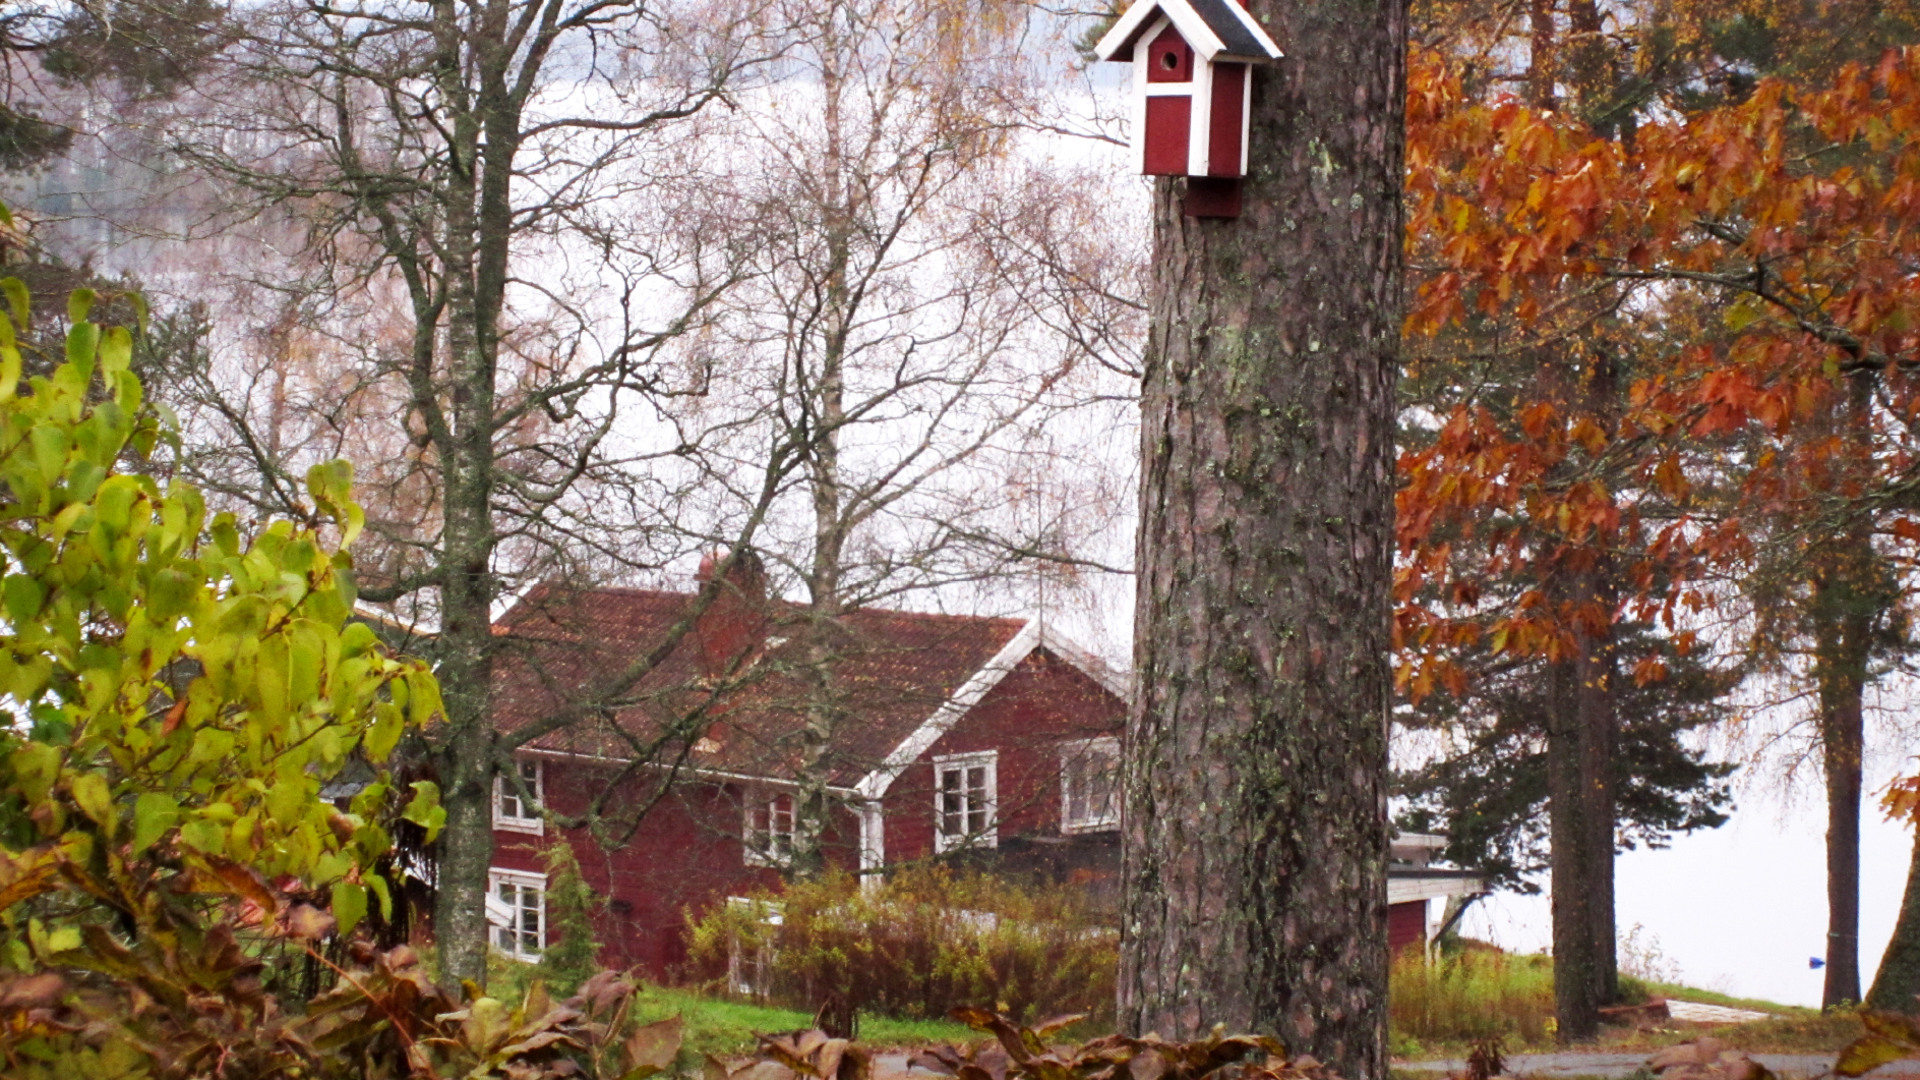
[
  {"x1": 1813, "y1": 544, "x2": 1870, "y2": 1010},
  {"x1": 1869, "y1": 824, "x2": 1920, "y2": 1014},
  {"x1": 1118, "y1": 0, "x2": 1405, "y2": 1071},
  {"x1": 1811, "y1": 375, "x2": 1882, "y2": 1010},
  {"x1": 1545, "y1": 561, "x2": 1618, "y2": 1042}
]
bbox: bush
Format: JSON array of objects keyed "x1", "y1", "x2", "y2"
[
  {"x1": 686, "y1": 865, "x2": 1117, "y2": 1026},
  {"x1": 533, "y1": 843, "x2": 606, "y2": 996},
  {"x1": 1388, "y1": 944, "x2": 1557, "y2": 1047}
]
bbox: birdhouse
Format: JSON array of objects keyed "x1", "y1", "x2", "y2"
[{"x1": 1094, "y1": 0, "x2": 1282, "y2": 216}]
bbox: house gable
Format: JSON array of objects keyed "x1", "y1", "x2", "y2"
[
  {"x1": 878, "y1": 647, "x2": 1127, "y2": 866},
  {"x1": 854, "y1": 623, "x2": 1127, "y2": 801}
]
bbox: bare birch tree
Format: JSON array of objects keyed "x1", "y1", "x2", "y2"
[
  {"x1": 141, "y1": 0, "x2": 782, "y2": 983},
  {"x1": 652, "y1": 0, "x2": 1143, "y2": 877}
]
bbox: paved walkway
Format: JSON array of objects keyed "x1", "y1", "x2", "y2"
[{"x1": 1393, "y1": 1053, "x2": 1920, "y2": 1078}]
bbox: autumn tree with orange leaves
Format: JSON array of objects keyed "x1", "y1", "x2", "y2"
[{"x1": 1400, "y1": 6, "x2": 1920, "y2": 1026}]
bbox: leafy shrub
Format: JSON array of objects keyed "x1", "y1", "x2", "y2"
[
  {"x1": 1388, "y1": 945, "x2": 1556, "y2": 1047},
  {"x1": 0, "y1": 284, "x2": 449, "y2": 1076},
  {"x1": 0, "y1": 942, "x2": 685, "y2": 1080},
  {"x1": 534, "y1": 842, "x2": 606, "y2": 997},
  {"x1": 686, "y1": 865, "x2": 1117, "y2": 1025}
]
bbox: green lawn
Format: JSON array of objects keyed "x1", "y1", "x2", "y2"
[{"x1": 627, "y1": 985, "x2": 979, "y2": 1058}]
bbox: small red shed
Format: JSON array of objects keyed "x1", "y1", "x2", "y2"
[{"x1": 1094, "y1": 0, "x2": 1283, "y2": 180}]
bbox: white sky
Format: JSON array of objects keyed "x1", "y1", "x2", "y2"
[{"x1": 1460, "y1": 768, "x2": 1913, "y2": 1008}]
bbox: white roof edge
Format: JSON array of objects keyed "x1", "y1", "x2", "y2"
[
  {"x1": 1033, "y1": 625, "x2": 1132, "y2": 702},
  {"x1": 1094, "y1": 3, "x2": 1226, "y2": 62},
  {"x1": 1220, "y1": 2, "x2": 1284, "y2": 60},
  {"x1": 514, "y1": 746, "x2": 862, "y2": 796},
  {"x1": 854, "y1": 620, "x2": 1041, "y2": 800},
  {"x1": 853, "y1": 619, "x2": 1134, "y2": 802},
  {"x1": 1388, "y1": 875, "x2": 1485, "y2": 905},
  {"x1": 1093, "y1": 0, "x2": 1281, "y2": 62}
]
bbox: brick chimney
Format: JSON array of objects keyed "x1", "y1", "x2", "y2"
[{"x1": 693, "y1": 549, "x2": 769, "y2": 677}]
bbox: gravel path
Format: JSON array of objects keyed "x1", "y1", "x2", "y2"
[{"x1": 1393, "y1": 1053, "x2": 1920, "y2": 1079}]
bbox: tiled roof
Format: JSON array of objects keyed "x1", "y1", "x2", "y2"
[{"x1": 489, "y1": 584, "x2": 1030, "y2": 787}]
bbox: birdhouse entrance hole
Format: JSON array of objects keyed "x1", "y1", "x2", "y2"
[{"x1": 1147, "y1": 25, "x2": 1193, "y2": 83}]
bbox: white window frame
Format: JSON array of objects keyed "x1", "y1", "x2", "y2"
[
  {"x1": 743, "y1": 788, "x2": 796, "y2": 868},
  {"x1": 487, "y1": 868, "x2": 547, "y2": 962},
  {"x1": 493, "y1": 757, "x2": 544, "y2": 836},
  {"x1": 933, "y1": 750, "x2": 998, "y2": 853},
  {"x1": 1060, "y1": 736, "x2": 1121, "y2": 833}
]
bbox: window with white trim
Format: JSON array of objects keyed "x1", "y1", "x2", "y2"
[
  {"x1": 934, "y1": 751, "x2": 997, "y2": 852},
  {"x1": 487, "y1": 868, "x2": 546, "y2": 961},
  {"x1": 1060, "y1": 737, "x2": 1121, "y2": 833},
  {"x1": 494, "y1": 758, "x2": 544, "y2": 835},
  {"x1": 744, "y1": 790, "x2": 795, "y2": 867}
]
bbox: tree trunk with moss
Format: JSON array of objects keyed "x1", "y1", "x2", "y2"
[
  {"x1": 1117, "y1": 0, "x2": 1405, "y2": 1074},
  {"x1": 1869, "y1": 824, "x2": 1920, "y2": 1013}
]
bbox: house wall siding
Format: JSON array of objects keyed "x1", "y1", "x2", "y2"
[
  {"x1": 491, "y1": 759, "x2": 860, "y2": 978},
  {"x1": 882, "y1": 649, "x2": 1126, "y2": 891}
]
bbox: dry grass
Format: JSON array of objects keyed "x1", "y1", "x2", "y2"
[
  {"x1": 1390, "y1": 946, "x2": 1559, "y2": 1054},
  {"x1": 1387, "y1": 944, "x2": 1855, "y2": 1060}
]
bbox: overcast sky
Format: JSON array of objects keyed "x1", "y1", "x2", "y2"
[{"x1": 1460, "y1": 759, "x2": 1911, "y2": 1008}]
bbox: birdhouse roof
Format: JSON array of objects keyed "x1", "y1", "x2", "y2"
[{"x1": 1093, "y1": 0, "x2": 1283, "y2": 64}]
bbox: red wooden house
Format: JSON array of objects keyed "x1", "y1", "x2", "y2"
[{"x1": 479, "y1": 556, "x2": 1480, "y2": 978}]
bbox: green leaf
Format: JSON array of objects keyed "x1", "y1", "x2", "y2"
[
  {"x1": 132, "y1": 793, "x2": 179, "y2": 854},
  {"x1": 67, "y1": 288, "x2": 95, "y2": 327},
  {"x1": 99, "y1": 325, "x2": 133, "y2": 379},
  {"x1": 367, "y1": 873, "x2": 393, "y2": 920},
  {"x1": 366, "y1": 702, "x2": 404, "y2": 761},
  {"x1": 70, "y1": 772, "x2": 114, "y2": 834},
  {"x1": 1, "y1": 277, "x2": 29, "y2": 328},
  {"x1": 402, "y1": 781, "x2": 447, "y2": 842},
  {"x1": 148, "y1": 568, "x2": 198, "y2": 621},
  {"x1": 331, "y1": 880, "x2": 368, "y2": 934},
  {"x1": 65, "y1": 322, "x2": 100, "y2": 382},
  {"x1": 3, "y1": 573, "x2": 44, "y2": 625},
  {"x1": 179, "y1": 817, "x2": 227, "y2": 855}
]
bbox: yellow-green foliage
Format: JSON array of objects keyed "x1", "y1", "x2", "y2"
[
  {"x1": 1388, "y1": 945, "x2": 1558, "y2": 1048},
  {"x1": 0, "y1": 285, "x2": 445, "y2": 1074},
  {"x1": 687, "y1": 864, "x2": 1116, "y2": 1025}
]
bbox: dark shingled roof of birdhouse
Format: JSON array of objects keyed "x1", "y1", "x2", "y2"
[
  {"x1": 1095, "y1": 0, "x2": 1281, "y2": 63},
  {"x1": 1184, "y1": 0, "x2": 1270, "y2": 58},
  {"x1": 488, "y1": 582, "x2": 1083, "y2": 787}
]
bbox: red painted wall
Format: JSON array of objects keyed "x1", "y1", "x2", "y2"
[
  {"x1": 489, "y1": 646, "x2": 1125, "y2": 981},
  {"x1": 492, "y1": 762, "x2": 859, "y2": 979},
  {"x1": 1207, "y1": 63, "x2": 1245, "y2": 177},
  {"x1": 1144, "y1": 96, "x2": 1191, "y2": 176},
  {"x1": 882, "y1": 649, "x2": 1124, "y2": 864},
  {"x1": 1388, "y1": 900, "x2": 1428, "y2": 955}
]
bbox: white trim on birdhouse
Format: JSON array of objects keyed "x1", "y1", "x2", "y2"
[{"x1": 1094, "y1": 0, "x2": 1283, "y2": 65}]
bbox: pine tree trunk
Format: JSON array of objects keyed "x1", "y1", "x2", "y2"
[
  {"x1": 1546, "y1": 562, "x2": 1618, "y2": 1043},
  {"x1": 1118, "y1": 0, "x2": 1405, "y2": 1072},
  {"x1": 1813, "y1": 376, "x2": 1880, "y2": 1010},
  {"x1": 1868, "y1": 824, "x2": 1920, "y2": 1013},
  {"x1": 1818, "y1": 608, "x2": 1866, "y2": 1009}
]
